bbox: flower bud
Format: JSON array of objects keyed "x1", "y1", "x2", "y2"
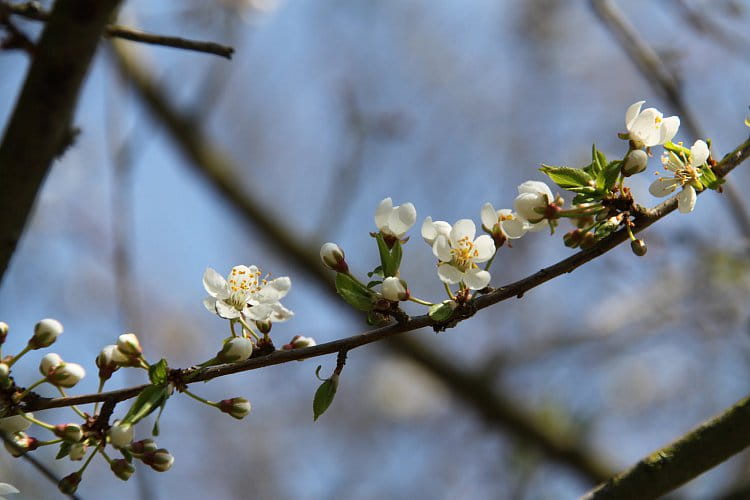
[
  {"x1": 117, "y1": 333, "x2": 142, "y2": 357},
  {"x1": 218, "y1": 397, "x2": 252, "y2": 419},
  {"x1": 68, "y1": 442, "x2": 87, "y2": 461},
  {"x1": 54, "y1": 423, "x2": 84, "y2": 442},
  {"x1": 255, "y1": 320, "x2": 272, "y2": 335},
  {"x1": 4, "y1": 432, "x2": 38, "y2": 457},
  {"x1": 0, "y1": 321, "x2": 8, "y2": 344},
  {"x1": 320, "y1": 242, "x2": 348, "y2": 273},
  {"x1": 108, "y1": 421, "x2": 134, "y2": 449},
  {"x1": 142, "y1": 448, "x2": 174, "y2": 472},
  {"x1": 580, "y1": 232, "x2": 598, "y2": 250},
  {"x1": 28, "y1": 318, "x2": 63, "y2": 349},
  {"x1": 216, "y1": 337, "x2": 254, "y2": 363},
  {"x1": 39, "y1": 353, "x2": 63, "y2": 376},
  {"x1": 111, "y1": 458, "x2": 135, "y2": 481},
  {"x1": 622, "y1": 149, "x2": 649, "y2": 176},
  {"x1": 631, "y1": 238, "x2": 648, "y2": 256},
  {"x1": 563, "y1": 230, "x2": 583, "y2": 248},
  {"x1": 96, "y1": 345, "x2": 122, "y2": 380},
  {"x1": 57, "y1": 472, "x2": 82, "y2": 495},
  {"x1": 381, "y1": 277, "x2": 409, "y2": 301},
  {"x1": 42, "y1": 357, "x2": 85, "y2": 388},
  {"x1": 0, "y1": 362, "x2": 8, "y2": 381},
  {"x1": 129, "y1": 438, "x2": 158, "y2": 457},
  {"x1": 0, "y1": 413, "x2": 32, "y2": 434},
  {"x1": 282, "y1": 335, "x2": 317, "y2": 350}
]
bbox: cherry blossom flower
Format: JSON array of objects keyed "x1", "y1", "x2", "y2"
[
  {"x1": 421, "y1": 217, "x2": 451, "y2": 246},
  {"x1": 375, "y1": 198, "x2": 416, "y2": 239},
  {"x1": 649, "y1": 140, "x2": 709, "y2": 214},
  {"x1": 625, "y1": 100, "x2": 680, "y2": 149},
  {"x1": 514, "y1": 181, "x2": 554, "y2": 227},
  {"x1": 431, "y1": 219, "x2": 495, "y2": 289},
  {"x1": 481, "y1": 203, "x2": 530, "y2": 244}
]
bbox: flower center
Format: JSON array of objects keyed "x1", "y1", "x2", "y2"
[
  {"x1": 227, "y1": 267, "x2": 267, "y2": 310},
  {"x1": 451, "y1": 236, "x2": 479, "y2": 271}
]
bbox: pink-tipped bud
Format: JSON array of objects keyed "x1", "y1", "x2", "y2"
[
  {"x1": 320, "y1": 243, "x2": 348, "y2": 272},
  {"x1": 4, "y1": 432, "x2": 38, "y2": 457},
  {"x1": 54, "y1": 423, "x2": 83, "y2": 442},
  {"x1": 142, "y1": 448, "x2": 174, "y2": 472},
  {"x1": 218, "y1": 397, "x2": 252, "y2": 419},
  {"x1": 129, "y1": 438, "x2": 158, "y2": 457},
  {"x1": 57, "y1": 472, "x2": 82, "y2": 494},
  {"x1": 96, "y1": 345, "x2": 122, "y2": 380},
  {"x1": 111, "y1": 459, "x2": 135, "y2": 481},
  {"x1": 28, "y1": 318, "x2": 63, "y2": 349},
  {"x1": 282, "y1": 335, "x2": 317, "y2": 350}
]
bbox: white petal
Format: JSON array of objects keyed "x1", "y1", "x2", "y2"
[
  {"x1": 630, "y1": 108, "x2": 662, "y2": 147},
  {"x1": 203, "y1": 268, "x2": 229, "y2": 299},
  {"x1": 421, "y1": 217, "x2": 437, "y2": 244},
  {"x1": 450, "y1": 219, "x2": 476, "y2": 246},
  {"x1": 473, "y1": 235, "x2": 496, "y2": 262},
  {"x1": 514, "y1": 192, "x2": 544, "y2": 222},
  {"x1": 388, "y1": 202, "x2": 417, "y2": 237},
  {"x1": 0, "y1": 483, "x2": 20, "y2": 495},
  {"x1": 215, "y1": 300, "x2": 241, "y2": 319},
  {"x1": 480, "y1": 203, "x2": 497, "y2": 231},
  {"x1": 258, "y1": 277, "x2": 291, "y2": 302},
  {"x1": 677, "y1": 185, "x2": 697, "y2": 213},
  {"x1": 527, "y1": 220, "x2": 548, "y2": 232},
  {"x1": 374, "y1": 198, "x2": 393, "y2": 231},
  {"x1": 203, "y1": 297, "x2": 218, "y2": 314},
  {"x1": 433, "y1": 234, "x2": 453, "y2": 262},
  {"x1": 437, "y1": 263, "x2": 463, "y2": 284},
  {"x1": 625, "y1": 100, "x2": 645, "y2": 129},
  {"x1": 659, "y1": 116, "x2": 680, "y2": 145},
  {"x1": 269, "y1": 303, "x2": 294, "y2": 322},
  {"x1": 463, "y1": 268, "x2": 491, "y2": 290},
  {"x1": 245, "y1": 303, "x2": 273, "y2": 321},
  {"x1": 517, "y1": 180, "x2": 552, "y2": 200},
  {"x1": 649, "y1": 177, "x2": 681, "y2": 197},
  {"x1": 690, "y1": 140, "x2": 709, "y2": 166},
  {"x1": 501, "y1": 218, "x2": 528, "y2": 239}
]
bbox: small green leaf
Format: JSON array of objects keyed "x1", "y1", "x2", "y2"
[
  {"x1": 572, "y1": 193, "x2": 601, "y2": 205},
  {"x1": 335, "y1": 273, "x2": 373, "y2": 312},
  {"x1": 375, "y1": 233, "x2": 399, "y2": 277},
  {"x1": 595, "y1": 147, "x2": 607, "y2": 173},
  {"x1": 56, "y1": 441, "x2": 72, "y2": 460},
  {"x1": 122, "y1": 385, "x2": 169, "y2": 426},
  {"x1": 429, "y1": 301, "x2": 455, "y2": 322},
  {"x1": 367, "y1": 266, "x2": 384, "y2": 278},
  {"x1": 539, "y1": 165, "x2": 593, "y2": 190},
  {"x1": 366, "y1": 280, "x2": 383, "y2": 289},
  {"x1": 148, "y1": 359, "x2": 169, "y2": 385},
  {"x1": 597, "y1": 160, "x2": 622, "y2": 191},
  {"x1": 390, "y1": 239, "x2": 403, "y2": 274},
  {"x1": 313, "y1": 375, "x2": 338, "y2": 421},
  {"x1": 152, "y1": 399, "x2": 167, "y2": 436}
]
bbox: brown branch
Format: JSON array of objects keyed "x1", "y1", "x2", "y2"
[
  {"x1": 581, "y1": 393, "x2": 750, "y2": 500},
  {"x1": 5, "y1": 1, "x2": 234, "y2": 58},
  {"x1": 0, "y1": 0, "x2": 123, "y2": 281}
]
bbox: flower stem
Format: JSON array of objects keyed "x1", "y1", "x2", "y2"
[
  {"x1": 57, "y1": 387, "x2": 87, "y2": 419},
  {"x1": 625, "y1": 222, "x2": 637, "y2": 242},
  {"x1": 408, "y1": 296, "x2": 434, "y2": 307},
  {"x1": 77, "y1": 443, "x2": 100, "y2": 475},
  {"x1": 443, "y1": 283, "x2": 455, "y2": 300},
  {"x1": 484, "y1": 253, "x2": 497, "y2": 271},
  {"x1": 99, "y1": 448, "x2": 114, "y2": 465},
  {"x1": 20, "y1": 411, "x2": 55, "y2": 431},
  {"x1": 183, "y1": 389, "x2": 218, "y2": 408},
  {"x1": 229, "y1": 319, "x2": 238, "y2": 337},
  {"x1": 93, "y1": 378, "x2": 106, "y2": 415},
  {"x1": 14, "y1": 377, "x2": 47, "y2": 402},
  {"x1": 7, "y1": 345, "x2": 32, "y2": 368},
  {"x1": 238, "y1": 317, "x2": 261, "y2": 341}
]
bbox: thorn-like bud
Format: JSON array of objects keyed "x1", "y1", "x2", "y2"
[
  {"x1": 622, "y1": 149, "x2": 649, "y2": 176},
  {"x1": 4, "y1": 432, "x2": 38, "y2": 456},
  {"x1": 108, "y1": 421, "x2": 134, "y2": 449},
  {"x1": 320, "y1": 242, "x2": 348, "y2": 273},
  {"x1": 631, "y1": 238, "x2": 648, "y2": 256},
  {"x1": 96, "y1": 345, "x2": 122, "y2": 380},
  {"x1": 111, "y1": 459, "x2": 135, "y2": 481},
  {"x1": 117, "y1": 333, "x2": 142, "y2": 357},
  {"x1": 216, "y1": 337, "x2": 254, "y2": 363},
  {"x1": 129, "y1": 438, "x2": 158, "y2": 457},
  {"x1": 0, "y1": 413, "x2": 32, "y2": 434},
  {"x1": 142, "y1": 448, "x2": 174, "y2": 472},
  {"x1": 28, "y1": 318, "x2": 63, "y2": 349},
  {"x1": 218, "y1": 397, "x2": 252, "y2": 419},
  {"x1": 282, "y1": 335, "x2": 317, "y2": 350},
  {"x1": 57, "y1": 472, "x2": 82, "y2": 494},
  {"x1": 0, "y1": 321, "x2": 8, "y2": 344},
  {"x1": 54, "y1": 423, "x2": 84, "y2": 442},
  {"x1": 68, "y1": 442, "x2": 86, "y2": 461},
  {"x1": 381, "y1": 277, "x2": 409, "y2": 301}
]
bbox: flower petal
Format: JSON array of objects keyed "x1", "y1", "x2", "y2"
[
  {"x1": 625, "y1": 100, "x2": 645, "y2": 129},
  {"x1": 421, "y1": 217, "x2": 437, "y2": 244},
  {"x1": 388, "y1": 202, "x2": 417, "y2": 237},
  {"x1": 437, "y1": 263, "x2": 463, "y2": 284},
  {"x1": 649, "y1": 177, "x2": 681, "y2": 197},
  {"x1": 203, "y1": 268, "x2": 229, "y2": 299},
  {"x1": 677, "y1": 185, "x2": 697, "y2": 213},
  {"x1": 203, "y1": 297, "x2": 218, "y2": 314},
  {"x1": 433, "y1": 234, "x2": 453, "y2": 262},
  {"x1": 517, "y1": 180, "x2": 552, "y2": 200},
  {"x1": 257, "y1": 277, "x2": 291, "y2": 302},
  {"x1": 450, "y1": 219, "x2": 476, "y2": 246},
  {"x1": 375, "y1": 198, "x2": 393, "y2": 231},
  {"x1": 501, "y1": 217, "x2": 528, "y2": 239},
  {"x1": 245, "y1": 303, "x2": 273, "y2": 321},
  {"x1": 269, "y1": 303, "x2": 294, "y2": 322},
  {"x1": 0, "y1": 483, "x2": 20, "y2": 495},
  {"x1": 659, "y1": 116, "x2": 680, "y2": 145},
  {"x1": 690, "y1": 139, "x2": 709, "y2": 166},
  {"x1": 630, "y1": 108, "x2": 662, "y2": 147},
  {"x1": 463, "y1": 268, "x2": 491, "y2": 290},
  {"x1": 481, "y1": 203, "x2": 497, "y2": 231},
  {"x1": 215, "y1": 300, "x2": 240, "y2": 319},
  {"x1": 473, "y1": 235, "x2": 496, "y2": 262}
]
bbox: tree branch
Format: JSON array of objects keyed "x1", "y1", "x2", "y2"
[
  {"x1": 581, "y1": 393, "x2": 750, "y2": 499},
  {"x1": 0, "y1": 0, "x2": 123, "y2": 278},
  {"x1": 5, "y1": 1, "x2": 234, "y2": 58}
]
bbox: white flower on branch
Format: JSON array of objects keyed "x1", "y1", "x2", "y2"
[
  {"x1": 625, "y1": 100, "x2": 680, "y2": 149},
  {"x1": 481, "y1": 203, "x2": 529, "y2": 246},
  {"x1": 203, "y1": 265, "x2": 293, "y2": 325},
  {"x1": 429, "y1": 219, "x2": 495, "y2": 290},
  {"x1": 374, "y1": 197, "x2": 416, "y2": 240},
  {"x1": 649, "y1": 140, "x2": 710, "y2": 214},
  {"x1": 513, "y1": 181, "x2": 554, "y2": 227}
]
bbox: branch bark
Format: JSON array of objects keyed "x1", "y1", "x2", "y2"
[{"x1": 0, "y1": 0, "x2": 124, "y2": 283}]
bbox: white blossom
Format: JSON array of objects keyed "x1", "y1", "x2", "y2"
[
  {"x1": 649, "y1": 140, "x2": 709, "y2": 214},
  {"x1": 625, "y1": 100, "x2": 680, "y2": 148},
  {"x1": 203, "y1": 265, "x2": 293, "y2": 324},
  {"x1": 421, "y1": 217, "x2": 452, "y2": 246},
  {"x1": 39, "y1": 353, "x2": 85, "y2": 388},
  {"x1": 513, "y1": 181, "x2": 554, "y2": 226},
  {"x1": 375, "y1": 198, "x2": 416, "y2": 239},
  {"x1": 109, "y1": 421, "x2": 134, "y2": 448},
  {"x1": 431, "y1": 219, "x2": 495, "y2": 290},
  {"x1": 481, "y1": 203, "x2": 529, "y2": 241},
  {"x1": 320, "y1": 242, "x2": 347, "y2": 272}
]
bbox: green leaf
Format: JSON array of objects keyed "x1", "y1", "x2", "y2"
[
  {"x1": 335, "y1": 273, "x2": 373, "y2": 312},
  {"x1": 367, "y1": 266, "x2": 383, "y2": 278},
  {"x1": 313, "y1": 375, "x2": 338, "y2": 421},
  {"x1": 148, "y1": 359, "x2": 169, "y2": 385},
  {"x1": 597, "y1": 160, "x2": 622, "y2": 192},
  {"x1": 122, "y1": 385, "x2": 170, "y2": 426},
  {"x1": 56, "y1": 441, "x2": 72, "y2": 460},
  {"x1": 539, "y1": 165, "x2": 593, "y2": 190},
  {"x1": 375, "y1": 233, "x2": 399, "y2": 277},
  {"x1": 572, "y1": 193, "x2": 601, "y2": 205},
  {"x1": 152, "y1": 399, "x2": 167, "y2": 436},
  {"x1": 594, "y1": 146, "x2": 607, "y2": 173},
  {"x1": 366, "y1": 280, "x2": 383, "y2": 289},
  {"x1": 428, "y1": 302, "x2": 455, "y2": 322},
  {"x1": 390, "y1": 239, "x2": 403, "y2": 275}
]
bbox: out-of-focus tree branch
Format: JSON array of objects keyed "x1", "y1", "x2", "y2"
[
  {"x1": 582, "y1": 393, "x2": 750, "y2": 500},
  {"x1": 0, "y1": 0, "x2": 123, "y2": 280}
]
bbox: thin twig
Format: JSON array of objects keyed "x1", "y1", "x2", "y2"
[{"x1": 5, "y1": 1, "x2": 234, "y2": 58}]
